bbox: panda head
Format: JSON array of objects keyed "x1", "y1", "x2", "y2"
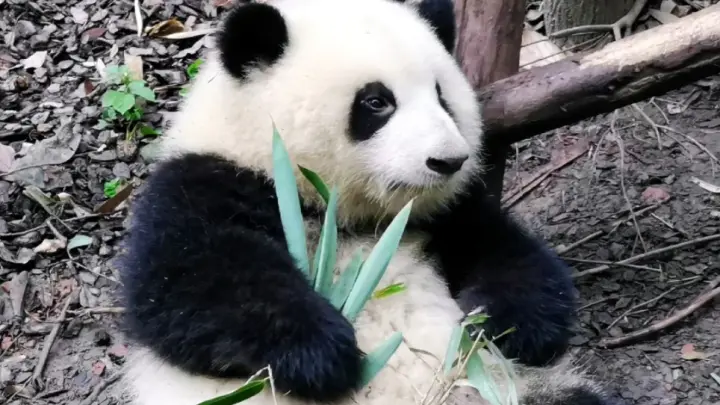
[{"x1": 164, "y1": 0, "x2": 483, "y2": 226}]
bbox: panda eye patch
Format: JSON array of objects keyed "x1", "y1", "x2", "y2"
[{"x1": 349, "y1": 81, "x2": 397, "y2": 142}]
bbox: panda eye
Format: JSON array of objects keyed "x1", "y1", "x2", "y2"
[{"x1": 363, "y1": 96, "x2": 390, "y2": 112}]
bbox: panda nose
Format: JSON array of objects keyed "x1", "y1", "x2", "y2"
[{"x1": 426, "y1": 155, "x2": 469, "y2": 175}]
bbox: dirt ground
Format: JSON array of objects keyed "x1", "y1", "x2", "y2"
[{"x1": 1, "y1": 1, "x2": 719, "y2": 405}]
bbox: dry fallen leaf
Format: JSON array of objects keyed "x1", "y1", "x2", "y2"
[
  {"x1": 642, "y1": 186, "x2": 671, "y2": 204},
  {"x1": 70, "y1": 7, "x2": 89, "y2": 24},
  {"x1": 145, "y1": 18, "x2": 185, "y2": 37},
  {"x1": 124, "y1": 52, "x2": 144, "y2": 81},
  {"x1": 690, "y1": 176, "x2": 720, "y2": 194},
  {"x1": 0, "y1": 143, "x2": 15, "y2": 173},
  {"x1": 34, "y1": 238, "x2": 68, "y2": 254},
  {"x1": 21, "y1": 51, "x2": 47, "y2": 70},
  {"x1": 681, "y1": 343, "x2": 707, "y2": 360}
]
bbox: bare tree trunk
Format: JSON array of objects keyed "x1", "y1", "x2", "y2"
[
  {"x1": 544, "y1": 0, "x2": 635, "y2": 44},
  {"x1": 453, "y1": 0, "x2": 525, "y2": 202}
]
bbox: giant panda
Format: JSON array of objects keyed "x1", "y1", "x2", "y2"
[{"x1": 116, "y1": 0, "x2": 622, "y2": 404}]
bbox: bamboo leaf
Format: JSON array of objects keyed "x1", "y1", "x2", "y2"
[
  {"x1": 299, "y1": 165, "x2": 330, "y2": 204},
  {"x1": 443, "y1": 324, "x2": 463, "y2": 375},
  {"x1": 485, "y1": 339, "x2": 519, "y2": 405},
  {"x1": 359, "y1": 331, "x2": 403, "y2": 387},
  {"x1": 329, "y1": 248, "x2": 364, "y2": 309},
  {"x1": 342, "y1": 199, "x2": 413, "y2": 321},
  {"x1": 312, "y1": 188, "x2": 339, "y2": 297},
  {"x1": 271, "y1": 124, "x2": 310, "y2": 277},
  {"x1": 466, "y1": 352, "x2": 503, "y2": 405},
  {"x1": 197, "y1": 380, "x2": 266, "y2": 405},
  {"x1": 372, "y1": 282, "x2": 406, "y2": 299}
]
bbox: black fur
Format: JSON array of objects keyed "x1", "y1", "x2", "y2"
[
  {"x1": 418, "y1": 179, "x2": 577, "y2": 367},
  {"x1": 219, "y1": 3, "x2": 289, "y2": 80},
  {"x1": 117, "y1": 153, "x2": 362, "y2": 402},
  {"x1": 393, "y1": 0, "x2": 457, "y2": 53},
  {"x1": 349, "y1": 81, "x2": 397, "y2": 142},
  {"x1": 524, "y1": 387, "x2": 622, "y2": 405}
]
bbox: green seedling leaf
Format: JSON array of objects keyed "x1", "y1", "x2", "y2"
[
  {"x1": 187, "y1": 59, "x2": 203, "y2": 78},
  {"x1": 329, "y1": 248, "x2": 364, "y2": 309},
  {"x1": 271, "y1": 124, "x2": 310, "y2": 277},
  {"x1": 359, "y1": 331, "x2": 403, "y2": 387},
  {"x1": 465, "y1": 351, "x2": 503, "y2": 405},
  {"x1": 372, "y1": 282, "x2": 406, "y2": 299},
  {"x1": 67, "y1": 234, "x2": 93, "y2": 251},
  {"x1": 443, "y1": 324, "x2": 463, "y2": 375},
  {"x1": 113, "y1": 92, "x2": 136, "y2": 115},
  {"x1": 94, "y1": 120, "x2": 109, "y2": 130},
  {"x1": 129, "y1": 81, "x2": 156, "y2": 102},
  {"x1": 104, "y1": 65, "x2": 127, "y2": 84},
  {"x1": 139, "y1": 125, "x2": 161, "y2": 137},
  {"x1": 197, "y1": 380, "x2": 266, "y2": 405},
  {"x1": 299, "y1": 165, "x2": 330, "y2": 204},
  {"x1": 179, "y1": 86, "x2": 189, "y2": 97},
  {"x1": 101, "y1": 90, "x2": 123, "y2": 108},
  {"x1": 342, "y1": 199, "x2": 413, "y2": 321},
  {"x1": 124, "y1": 106, "x2": 143, "y2": 122},
  {"x1": 312, "y1": 188, "x2": 339, "y2": 297},
  {"x1": 104, "y1": 179, "x2": 124, "y2": 198}
]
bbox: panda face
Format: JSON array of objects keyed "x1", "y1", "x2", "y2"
[
  {"x1": 349, "y1": 78, "x2": 473, "y2": 191},
  {"x1": 163, "y1": 0, "x2": 483, "y2": 223}
]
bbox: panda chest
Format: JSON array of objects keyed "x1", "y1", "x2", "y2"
[{"x1": 330, "y1": 232, "x2": 466, "y2": 359}]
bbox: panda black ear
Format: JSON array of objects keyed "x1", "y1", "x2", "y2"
[
  {"x1": 218, "y1": 3, "x2": 289, "y2": 80},
  {"x1": 392, "y1": 0, "x2": 456, "y2": 54}
]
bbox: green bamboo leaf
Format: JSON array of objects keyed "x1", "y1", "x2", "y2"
[
  {"x1": 298, "y1": 165, "x2": 330, "y2": 204},
  {"x1": 312, "y1": 188, "x2": 339, "y2": 297},
  {"x1": 443, "y1": 324, "x2": 463, "y2": 375},
  {"x1": 197, "y1": 380, "x2": 266, "y2": 405},
  {"x1": 485, "y1": 339, "x2": 519, "y2": 405},
  {"x1": 463, "y1": 313, "x2": 490, "y2": 327},
  {"x1": 329, "y1": 248, "x2": 364, "y2": 309},
  {"x1": 271, "y1": 124, "x2": 310, "y2": 277},
  {"x1": 372, "y1": 282, "x2": 406, "y2": 299},
  {"x1": 466, "y1": 351, "x2": 503, "y2": 405},
  {"x1": 359, "y1": 331, "x2": 403, "y2": 387},
  {"x1": 342, "y1": 199, "x2": 413, "y2": 321}
]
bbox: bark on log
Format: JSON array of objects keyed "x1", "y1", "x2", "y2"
[
  {"x1": 478, "y1": 3, "x2": 720, "y2": 146},
  {"x1": 453, "y1": 0, "x2": 525, "y2": 201}
]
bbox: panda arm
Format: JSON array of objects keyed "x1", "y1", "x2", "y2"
[
  {"x1": 118, "y1": 153, "x2": 362, "y2": 402},
  {"x1": 422, "y1": 191, "x2": 576, "y2": 367}
]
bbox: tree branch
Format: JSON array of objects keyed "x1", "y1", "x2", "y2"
[{"x1": 478, "y1": 3, "x2": 720, "y2": 145}]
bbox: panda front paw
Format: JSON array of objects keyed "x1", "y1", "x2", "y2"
[
  {"x1": 523, "y1": 386, "x2": 625, "y2": 405},
  {"x1": 265, "y1": 309, "x2": 363, "y2": 402},
  {"x1": 458, "y1": 283, "x2": 575, "y2": 367}
]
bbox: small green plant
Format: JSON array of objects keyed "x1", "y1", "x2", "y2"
[
  {"x1": 197, "y1": 126, "x2": 519, "y2": 405},
  {"x1": 96, "y1": 65, "x2": 159, "y2": 139},
  {"x1": 103, "y1": 178, "x2": 126, "y2": 198},
  {"x1": 180, "y1": 59, "x2": 204, "y2": 97}
]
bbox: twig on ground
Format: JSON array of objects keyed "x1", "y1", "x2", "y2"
[
  {"x1": 574, "y1": 233, "x2": 720, "y2": 278},
  {"x1": 80, "y1": 374, "x2": 121, "y2": 405},
  {"x1": 0, "y1": 163, "x2": 54, "y2": 178},
  {"x1": 0, "y1": 213, "x2": 113, "y2": 238},
  {"x1": 606, "y1": 278, "x2": 700, "y2": 330},
  {"x1": 134, "y1": 0, "x2": 143, "y2": 37},
  {"x1": 651, "y1": 213, "x2": 690, "y2": 238},
  {"x1": 600, "y1": 275, "x2": 720, "y2": 348},
  {"x1": 578, "y1": 294, "x2": 628, "y2": 311},
  {"x1": 554, "y1": 203, "x2": 661, "y2": 255},
  {"x1": 632, "y1": 104, "x2": 663, "y2": 149},
  {"x1": 502, "y1": 140, "x2": 589, "y2": 208},
  {"x1": 561, "y1": 257, "x2": 660, "y2": 272},
  {"x1": 32, "y1": 292, "x2": 76, "y2": 391},
  {"x1": 611, "y1": 110, "x2": 648, "y2": 252},
  {"x1": 68, "y1": 306, "x2": 126, "y2": 316}
]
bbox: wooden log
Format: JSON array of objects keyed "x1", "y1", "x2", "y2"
[
  {"x1": 453, "y1": 0, "x2": 525, "y2": 201},
  {"x1": 478, "y1": 3, "x2": 720, "y2": 145}
]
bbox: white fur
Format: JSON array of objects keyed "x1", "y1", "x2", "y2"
[
  {"x1": 160, "y1": 0, "x2": 483, "y2": 227},
  {"x1": 123, "y1": 0, "x2": 605, "y2": 403}
]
